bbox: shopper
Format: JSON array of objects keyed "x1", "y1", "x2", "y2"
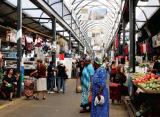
[
  {"x1": 57, "y1": 62, "x2": 68, "y2": 93},
  {"x1": 91, "y1": 57, "x2": 109, "y2": 117},
  {"x1": 151, "y1": 56, "x2": 160, "y2": 74},
  {"x1": 110, "y1": 61, "x2": 117, "y2": 82},
  {"x1": 114, "y1": 65, "x2": 126, "y2": 85},
  {"x1": 47, "y1": 61, "x2": 56, "y2": 94},
  {"x1": 13, "y1": 70, "x2": 20, "y2": 96},
  {"x1": 76, "y1": 59, "x2": 84, "y2": 93},
  {"x1": 72, "y1": 62, "x2": 77, "y2": 78},
  {"x1": 115, "y1": 64, "x2": 127, "y2": 96},
  {"x1": 1, "y1": 68, "x2": 14, "y2": 101},
  {"x1": 102, "y1": 58, "x2": 110, "y2": 71},
  {"x1": 80, "y1": 56, "x2": 94, "y2": 113},
  {"x1": 31, "y1": 59, "x2": 47, "y2": 100}
]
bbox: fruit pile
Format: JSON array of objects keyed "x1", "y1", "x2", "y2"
[{"x1": 132, "y1": 73, "x2": 160, "y2": 93}]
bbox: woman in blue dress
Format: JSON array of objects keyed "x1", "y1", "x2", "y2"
[
  {"x1": 91, "y1": 57, "x2": 109, "y2": 117},
  {"x1": 80, "y1": 57, "x2": 94, "y2": 113}
]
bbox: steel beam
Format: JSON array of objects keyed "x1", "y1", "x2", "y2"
[
  {"x1": 22, "y1": 8, "x2": 40, "y2": 10},
  {"x1": 62, "y1": 0, "x2": 64, "y2": 18},
  {"x1": 123, "y1": 20, "x2": 126, "y2": 56},
  {"x1": 23, "y1": 16, "x2": 51, "y2": 20},
  {"x1": 136, "y1": 5, "x2": 160, "y2": 7},
  {"x1": 0, "y1": 10, "x2": 16, "y2": 17},
  {"x1": 69, "y1": 31, "x2": 72, "y2": 54},
  {"x1": 29, "y1": 0, "x2": 84, "y2": 47},
  {"x1": 129, "y1": 0, "x2": 136, "y2": 73},
  {"x1": 50, "y1": 1, "x2": 62, "y2": 6}
]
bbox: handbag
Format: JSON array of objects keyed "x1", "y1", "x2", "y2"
[
  {"x1": 64, "y1": 72, "x2": 68, "y2": 79},
  {"x1": 94, "y1": 95, "x2": 105, "y2": 106},
  {"x1": 88, "y1": 92, "x2": 92, "y2": 104}
]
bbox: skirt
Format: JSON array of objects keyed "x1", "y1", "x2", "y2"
[
  {"x1": 109, "y1": 82, "x2": 121, "y2": 101},
  {"x1": 36, "y1": 78, "x2": 47, "y2": 91}
]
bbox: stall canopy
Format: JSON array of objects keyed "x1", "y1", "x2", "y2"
[{"x1": 126, "y1": 0, "x2": 160, "y2": 32}]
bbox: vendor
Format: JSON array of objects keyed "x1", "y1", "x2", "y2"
[{"x1": 152, "y1": 56, "x2": 160, "y2": 74}]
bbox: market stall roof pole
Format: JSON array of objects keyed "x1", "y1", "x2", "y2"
[
  {"x1": 129, "y1": 0, "x2": 136, "y2": 73},
  {"x1": 17, "y1": 0, "x2": 22, "y2": 97}
]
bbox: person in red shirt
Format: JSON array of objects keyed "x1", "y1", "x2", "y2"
[
  {"x1": 110, "y1": 61, "x2": 117, "y2": 82},
  {"x1": 31, "y1": 59, "x2": 47, "y2": 100}
]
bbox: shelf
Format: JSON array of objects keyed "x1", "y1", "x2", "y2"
[
  {"x1": 3, "y1": 57, "x2": 17, "y2": 60},
  {"x1": 24, "y1": 68, "x2": 36, "y2": 70},
  {"x1": 2, "y1": 51, "x2": 17, "y2": 53},
  {"x1": 5, "y1": 67, "x2": 17, "y2": 69}
]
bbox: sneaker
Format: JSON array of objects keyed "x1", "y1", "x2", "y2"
[
  {"x1": 50, "y1": 91, "x2": 55, "y2": 94},
  {"x1": 54, "y1": 88, "x2": 57, "y2": 92},
  {"x1": 34, "y1": 96, "x2": 39, "y2": 100},
  {"x1": 60, "y1": 89, "x2": 63, "y2": 92},
  {"x1": 47, "y1": 91, "x2": 51, "y2": 94}
]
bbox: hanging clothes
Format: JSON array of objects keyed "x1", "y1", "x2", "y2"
[
  {"x1": 25, "y1": 35, "x2": 34, "y2": 52},
  {"x1": 143, "y1": 43, "x2": 147, "y2": 54},
  {"x1": 124, "y1": 44, "x2": 128, "y2": 55},
  {"x1": 146, "y1": 41, "x2": 151, "y2": 54},
  {"x1": 140, "y1": 44, "x2": 143, "y2": 54},
  {"x1": 115, "y1": 35, "x2": 119, "y2": 49},
  {"x1": 22, "y1": 35, "x2": 26, "y2": 46},
  {"x1": 35, "y1": 37, "x2": 43, "y2": 47}
]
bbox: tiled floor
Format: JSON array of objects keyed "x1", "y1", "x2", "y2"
[{"x1": 0, "y1": 79, "x2": 128, "y2": 117}]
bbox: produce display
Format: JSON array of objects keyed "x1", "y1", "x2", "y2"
[
  {"x1": 139, "y1": 63, "x2": 150, "y2": 68},
  {"x1": 132, "y1": 73, "x2": 160, "y2": 93}
]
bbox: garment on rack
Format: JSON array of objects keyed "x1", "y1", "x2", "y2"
[
  {"x1": 143, "y1": 43, "x2": 147, "y2": 53},
  {"x1": 35, "y1": 37, "x2": 42, "y2": 47},
  {"x1": 25, "y1": 35, "x2": 34, "y2": 52}
]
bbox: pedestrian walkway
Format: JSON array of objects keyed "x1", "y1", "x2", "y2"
[{"x1": 0, "y1": 79, "x2": 128, "y2": 117}]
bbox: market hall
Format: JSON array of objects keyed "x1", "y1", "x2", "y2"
[{"x1": 0, "y1": 0, "x2": 160, "y2": 117}]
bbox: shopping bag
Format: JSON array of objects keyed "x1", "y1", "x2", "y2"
[{"x1": 88, "y1": 93, "x2": 92, "y2": 104}]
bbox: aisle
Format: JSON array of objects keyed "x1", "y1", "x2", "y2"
[{"x1": 0, "y1": 79, "x2": 128, "y2": 117}]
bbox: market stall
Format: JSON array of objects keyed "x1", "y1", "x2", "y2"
[{"x1": 128, "y1": 72, "x2": 160, "y2": 116}]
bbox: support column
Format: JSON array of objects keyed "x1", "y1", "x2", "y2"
[
  {"x1": 129, "y1": 0, "x2": 136, "y2": 73},
  {"x1": 17, "y1": 0, "x2": 22, "y2": 97},
  {"x1": 123, "y1": 20, "x2": 126, "y2": 56},
  {"x1": 69, "y1": 32, "x2": 71, "y2": 55},
  {"x1": 52, "y1": 17, "x2": 56, "y2": 65},
  {"x1": 117, "y1": 33, "x2": 121, "y2": 56}
]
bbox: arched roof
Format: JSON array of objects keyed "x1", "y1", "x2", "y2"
[{"x1": 70, "y1": 0, "x2": 123, "y2": 45}]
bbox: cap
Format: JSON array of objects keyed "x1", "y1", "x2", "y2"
[
  {"x1": 85, "y1": 56, "x2": 91, "y2": 61},
  {"x1": 94, "y1": 57, "x2": 103, "y2": 65}
]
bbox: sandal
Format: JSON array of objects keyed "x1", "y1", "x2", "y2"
[
  {"x1": 42, "y1": 97, "x2": 46, "y2": 100},
  {"x1": 9, "y1": 98, "x2": 13, "y2": 101},
  {"x1": 80, "y1": 109, "x2": 87, "y2": 113}
]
